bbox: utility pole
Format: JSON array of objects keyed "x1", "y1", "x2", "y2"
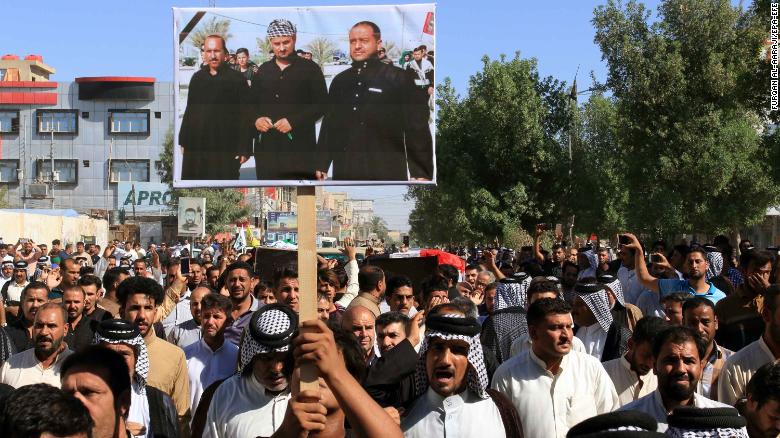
[{"x1": 19, "y1": 115, "x2": 27, "y2": 208}]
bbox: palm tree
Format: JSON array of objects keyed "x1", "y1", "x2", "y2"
[
  {"x1": 305, "y1": 37, "x2": 338, "y2": 69},
  {"x1": 189, "y1": 17, "x2": 233, "y2": 51},
  {"x1": 255, "y1": 37, "x2": 273, "y2": 64},
  {"x1": 369, "y1": 216, "x2": 391, "y2": 241}
]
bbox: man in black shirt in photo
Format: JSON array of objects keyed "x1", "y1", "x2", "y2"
[
  {"x1": 251, "y1": 19, "x2": 328, "y2": 181},
  {"x1": 179, "y1": 34, "x2": 251, "y2": 180},
  {"x1": 318, "y1": 21, "x2": 434, "y2": 182}
]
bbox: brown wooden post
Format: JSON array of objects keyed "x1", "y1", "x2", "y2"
[{"x1": 296, "y1": 185, "x2": 319, "y2": 391}]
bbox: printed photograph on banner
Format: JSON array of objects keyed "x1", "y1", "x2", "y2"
[
  {"x1": 177, "y1": 197, "x2": 206, "y2": 235},
  {"x1": 172, "y1": 4, "x2": 436, "y2": 187}
]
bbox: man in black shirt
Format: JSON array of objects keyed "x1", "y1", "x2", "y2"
[
  {"x1": 6, "y1": 281, "x2": 49, "y2": 352},
  {"x1": 62, "y1": 285, "x2": 94, "y2": 351},
  {"x1": 179, "y1": 34, "x2": 251, "y2": 180},
  {"x1": 318, "y1": 21, "x2": 434, "y2": 181},
  {"x1": 251, "y1": 19, "x2": 327, "y2": 180}
]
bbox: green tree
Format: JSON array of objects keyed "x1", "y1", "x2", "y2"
[
  {"x1": 189, "y1": 17, "x2": 233, "y2": 51},
  {"x1": 592, "y1": 0, "x2": 778, "y2": 236},
  {"x1": 569, "y1": 92, "x2": 629, "y2": 236},
  {"x1": 408, "y1": 55, "x2": 571, "y2": 245},
  {"x1": 305, "y1": 37, "x2": 337, "y2": 69},
  {"x1": 158, "y1": 128, "x2": 251, "y2": 235}
]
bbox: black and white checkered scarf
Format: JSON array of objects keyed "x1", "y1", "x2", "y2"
[
  {"x1": 414, "y1": 313, "x2": 489, "y2": 399},
  {"x1": 495, "y1": 275, "x2": 531, "y2": 311},
  {"x1": 575, "y1": 282, "x2": 613, "y2": 333},
  {"x1": 267, "y1": 19, "x2": 296, "y2": 38},
  {"x1": 705, "y1": 251, "x2": 723, "y2": 281},
  {"x1": 94, "y1": 330, "x2": 150, "y2": 392},
  {"x1": 239, "y1": 304, "x2": 297, "y2": 374},
  {"x1": 599, "y1": 274, "x2": 625, "y2": 306}
]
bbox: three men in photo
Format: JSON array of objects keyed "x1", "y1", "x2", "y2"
[{"x1": 178, "y1": 18, "x2": 434, "y2": 182}]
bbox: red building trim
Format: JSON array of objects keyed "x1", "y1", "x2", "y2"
[
  {"x1": 0, "y1": 81, "x2": 58, "y2": 88},
  {"x1": 0, "y1": 92, "x2": 57, "y2": 104},
  {"x1": 75, "y1": 77, "x2": 155, "y2": 83}
]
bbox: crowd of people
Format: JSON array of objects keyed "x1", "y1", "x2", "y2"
[{"x1": 0, "y1": 225, "x2": 778, "y2": 438}]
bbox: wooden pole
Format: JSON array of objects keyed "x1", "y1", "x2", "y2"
[{"x1": 296, "y1": 185, "x2": 318, "y2": 391}]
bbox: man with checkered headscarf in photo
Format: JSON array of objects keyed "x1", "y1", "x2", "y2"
[
  {"x1": 402, "y1": 303, "x2": 522, "y2": 437},
  {"x1": 204, "y1": 303, "x2": 297, "y2": 438},
  {"x1": 251, "y1": 18, "x2": 327, "y2": 180},
  {"x1": 572, "y1": 279, "x2": 631, "y2": 362},
  {"x1": 94, "y1": 319, "x2": 179, "y2": 438}
]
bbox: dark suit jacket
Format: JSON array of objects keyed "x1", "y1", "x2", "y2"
[
  {"x1": 250, "y1": 55, "x2": 327, "y2": 180},
  {"x1": 318, "y1": 58, "x2": 433, "y2": 181}
]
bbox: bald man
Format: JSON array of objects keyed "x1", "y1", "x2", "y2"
[{"x1": 341, "y1": 306, "x2": 376, "y2": 365}]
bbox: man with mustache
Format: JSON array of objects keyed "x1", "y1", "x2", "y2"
[
  {"x1": 0, "y1": 302, "x2": 71, "y2": 388},
  {"x1": 341, "y1": 305, "x2": 376, "y2": 365},
  {"x1": 718, "y1": 285, "x2": 780, "y2": 405},
  {"x1": 118, "y1": 275, "x2": 191, "y2": 433},
  {"x1": 1, "y1": 260, "x2": 30, "y2": 318},
  {"x1": 5, "y1": 280, "x2": 49, "y2": 352},
  {"x1": 402, "y1": 303, "x2": 521, "y2": 437},
  {"x1": 250, "y1": 19, "x2": 327, "y2": 180},
  {"x1": 62, "y1": 284, "x2": 95, "y2": 351},
  {"x1": 682, "y1": 296, "x2": 732, "y2": 400},
  {"x1": 184, "y1": 293, "x2": 238, "y2": 413},
  {"x1": 571, "y1": 279, "x2": 630, "y2": 362},
  {"x1": 168, "y1": 285, "x2": 211, "y2": 349},
  {"x1": 179, "y1": 34, "x2": 251, "y2": 180},
  {"x1": 491, "y1": 298, "x2": 618, "y2": 438},
  {"x1": 507, "y1": 278, "x2": 587, "y2": 359},
  {"x1": 623, "y1": 233, "x2": 726, "y2": 305},
  {"x1": 317, "y1": 21, "x2": 433, "y2": 181},
  {"x1": 78, "y1": 274, "x2": 111, "y2": 322},
  {"x1": 222, "y1": 262, "x2": 261, "y2": 346},
  {"x1": 273, "y1": 268, "x2": 299, "y2": 313},
  {"x1": 204, "y1": 303, "x2": 295, "y2": 438},
  {"x1": 619, "y1": 326, "x2": 731, "y2": 432},
  {"x1": 602, "y1": 316, "x2": 667, "y2": 406},
  {"x1": 385, "y1": 274, "x2": 418, "y2": 317},
  {"x1": 736, "y1": 361, "x2": 780, "y2": 438},
  {"x1": 92, "y1": 319, "x2": 179, "y2": 438}
]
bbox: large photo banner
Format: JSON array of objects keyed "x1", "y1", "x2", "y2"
[{"x1": 172, "y1": 4, "x2": 436, "y2": 187}]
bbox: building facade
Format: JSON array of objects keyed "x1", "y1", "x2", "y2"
[{"x1": 0, "y1": 55, "x2": 173, "y2": 220}]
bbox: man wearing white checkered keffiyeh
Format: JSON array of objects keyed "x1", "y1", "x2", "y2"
[
  {"x1": 573, "y1": 280, "x2": 630, "y2": 362},
  {"x1": 402, "y1": 308, "x2": 521, "y2": 437},
  {"x1": 203, "y1": 304, "x2": 297, "y2": 438},
  {"x1": 481, "y1": 274, "x2": 532, "y2": 364},
  {"x1": 252, "y1": 17, "x2": 328, "y2": 181},
  {"x1": 94, "y1": 319, "x2": 174, "y2": 438}
]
